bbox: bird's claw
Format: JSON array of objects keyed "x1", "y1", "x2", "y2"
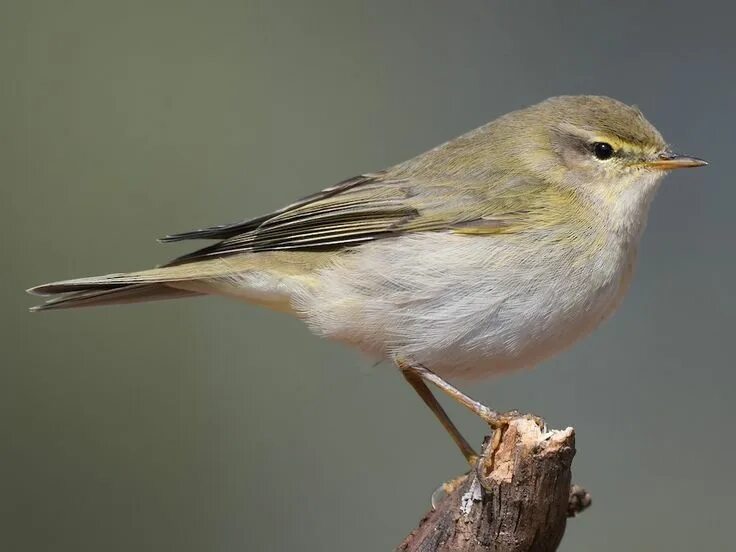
[{"x1": 484, "y1": 410, "x2": 546, "y2": 431}]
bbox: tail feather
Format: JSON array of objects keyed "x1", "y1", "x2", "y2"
[
  {"x1": 27, "y1": 257, "x2": 249, "y2": 298},
  {"x1": 27, "y1": 254, "x2": 311, "y2": 312},
  {"x1": 26, "y1": 258, "x2": 245, "y2": 310},
  {"x1": 29, "y1": 283, "x2": 202, "y2": 311}
]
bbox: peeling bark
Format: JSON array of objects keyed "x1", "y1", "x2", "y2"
[{"x1": 398, "y1": 418, "x2": 589, "y2": 552}]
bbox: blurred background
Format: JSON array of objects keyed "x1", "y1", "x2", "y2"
[{"x1": 4, "y1": 1, "x2": 735, "y2": 550}]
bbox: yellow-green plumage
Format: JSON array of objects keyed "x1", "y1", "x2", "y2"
[
  {"x1": 28, "y1": 94, "x2": 704, "y2": 379},
  {"x1": 26, "y1": 94, "x2": 708, "y2": 465}
]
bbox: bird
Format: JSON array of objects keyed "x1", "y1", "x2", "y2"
[{"x1": 28, "y1": 95, "x2": 707, "y2": 462}]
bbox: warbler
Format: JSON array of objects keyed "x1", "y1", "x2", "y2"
[{"x1": 28, "y1": 96, "x2": 706, "y2": 461}]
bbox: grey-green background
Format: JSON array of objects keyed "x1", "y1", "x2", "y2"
[{"x1": 4, "y1": 1, "x2": 735, "y2": 550}]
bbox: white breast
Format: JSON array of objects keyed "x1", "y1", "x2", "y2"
[{"x1": 296, "y1": 229, "x2": 639, "y2": 379}]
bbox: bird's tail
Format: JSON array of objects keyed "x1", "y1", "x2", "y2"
[
  {"x1": 26, "y1": 255, "x2": 305, "y2": 312},
  {"x1": 27, "y1": 282, "x2": 202, "y2": 311},
  {"x1": 26, "y1": 260, "x2": 235, "y2": 311}
]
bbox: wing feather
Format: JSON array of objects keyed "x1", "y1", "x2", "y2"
[
  {"x1": 162, "y1": 172, "x2": 550, "y2": 265},
  {"x1": 159, "y1": 174, "x2": 379, "y2": 242}
]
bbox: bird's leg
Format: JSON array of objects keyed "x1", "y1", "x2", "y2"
[
  {"x1": 400, "y1": 362, "x2": 544, "y2": 432},
  {"x1": 399, "y1": 363, "x2": 479, "y2": 464}
]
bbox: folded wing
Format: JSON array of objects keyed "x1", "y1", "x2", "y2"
[{"x1": 162, "y1": 173, "x2": 543, "y2": 266}]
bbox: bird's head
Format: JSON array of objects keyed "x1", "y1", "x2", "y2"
[{"x1": 522, "y1": 95, "x2": 705, "y2": 189}]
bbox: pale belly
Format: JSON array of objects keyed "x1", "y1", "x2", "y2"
[{"x1": 296, "y1": 232, "x2": 637, "y2": 379}]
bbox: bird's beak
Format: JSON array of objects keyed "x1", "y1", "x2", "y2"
[{"x1": 645, "y1": 151, "x2": 708, "y2": 170}]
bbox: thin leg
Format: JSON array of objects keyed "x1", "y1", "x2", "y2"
[
  {"x1": 400, "y1": 364, "x2": 478, "y2": 463},
  {"x1": 402, "y1": 362, "x2": 541, "y2": 429}
]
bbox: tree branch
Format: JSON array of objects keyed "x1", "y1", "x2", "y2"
[{"x1": 397, "y1": 417, "x2": 590, "y2": 551}]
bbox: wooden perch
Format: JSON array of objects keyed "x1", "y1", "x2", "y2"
[{"x1": 397, "y1": 417, "x2": 590, "y2": 552}]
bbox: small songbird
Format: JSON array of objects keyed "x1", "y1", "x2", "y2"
[{"x1": 28, "y1": 96, "x2": 707, "y2": 461}]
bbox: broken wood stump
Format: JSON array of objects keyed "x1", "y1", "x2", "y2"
[{"x1": 398, "y1": 417, "x2": 590, "y2": 552}]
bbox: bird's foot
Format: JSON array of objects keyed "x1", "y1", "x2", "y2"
[
  {"x1": 482, "y1": 410, "x2": 546, "y2": 431},
  {"x1": 430, "y1": 474, "x2": 469, "y2": 509}
]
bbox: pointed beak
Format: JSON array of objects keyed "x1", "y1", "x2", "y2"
[{"x1": 645, "y1": 151, "x2": 708, "y2": 170}]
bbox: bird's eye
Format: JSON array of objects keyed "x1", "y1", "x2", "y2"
[{"x1": 592, "y1": 142, "x2": 614, "y2": 160}]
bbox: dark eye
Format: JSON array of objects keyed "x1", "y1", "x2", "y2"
[{"x1": 592, "y1": 142, "x2": 614, "y2": 160}]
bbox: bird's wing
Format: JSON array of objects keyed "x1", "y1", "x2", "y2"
[{"x1": 161, "y1": 172, "x2": 550, "y2": 265}]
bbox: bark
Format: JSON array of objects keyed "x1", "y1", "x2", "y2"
[{"x1": 398, "y1": 418, "x2": 590, "y2": 552}]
